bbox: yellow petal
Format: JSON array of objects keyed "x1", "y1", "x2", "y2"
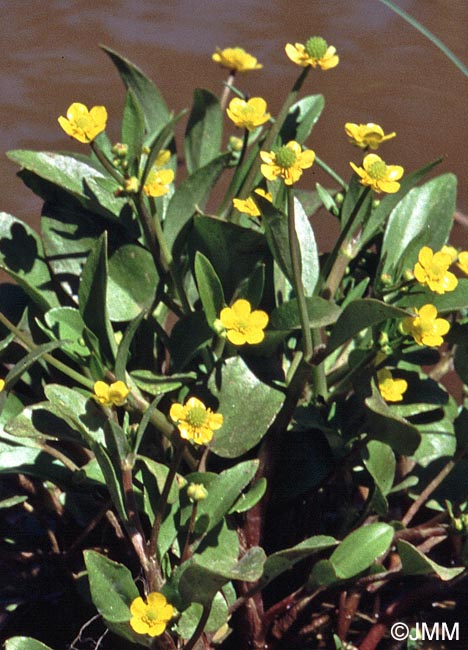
[
  {"x1": 260, "y1": 163, "x2": 279, "y2": 181},
  {"x1": 244, "y1": 328, "x2": 265, "y2": 344},
  {"x1": 130, "y1": 597, "x2": 147, "y2": 617},
  {"x1": 170, "y1": 402, "x2": 186, "y2": 422},
  {"x1": 219, "y1": 306, "x2": 237, "y2": 329},
  {"x1": 418, "y1": 304, "x2": 437, "y2": 320},
  {"x1": 249, "y1": 309, "x2": 269, "y2": 329},
  {"x1": 147, "y1": 622, "x2": 166, "y2": 637},
  {"x1": 209, "y1": 413, "x2": 224, "y2": 430},
  {"x1": 130, "y1": 617, "x2": 150, "y2": 635},
  {"x1": 226, "y1": 330, "x2": 247, "y2": 345},
  {"x1": 232, "y1": 299, "x2": 252, "y2": 319}
]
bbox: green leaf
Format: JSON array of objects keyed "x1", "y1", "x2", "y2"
[
  {"x1": 121, "y1": 90, "x2": 145, "y2": 175},
  {"x1": 380, "y1": 174, "x2": 456, "y2": 281},
  {"x1": 5, "y1": 402, "x2": 82, "y2": 445},
  {"x1": 365, "y1": 383, "x2": 421, "y2": 455},
  {"x1": 362, "y1": 440, "x2": 395, "y2": 496},
  {"x1": 164, "y1": 154, "x2": 230, "y2": 250},
  {"x1": 5, "y1": 638, "x2": 55, "y2": 650},
  {"x1": 0, "y1": 212, "x2": 59, "y2": 311},
  {"x1": 169, "y1": 311, "x2": 213, "y2": 371},
  {"x1": 396, "y1": 279, "x2": 468, "y2": 313},
  {"x1": 176, "y1": 592, "x2": 229, "y2": 638},
  {"x1": 84, "y1": 550, "x2": 139, "y2": 622},
  {"x1": 44, "y1": 384, "x2": 106, "y2": 446},
  {"x1": 178, "y1": 547, "x2": 266, "y2": 605},
  {"x1": 114, "y1": 310, "x2": 147, "y2": 381},
  {"x1": 261, "y1": 535, "x2": 337, "y2": 586},
  {"x1": 107, "y1": 244, "x2": 158, "y2": 322},
  {"x1": 191, "y1": 215, "x2": 267, "y2": 302},
  {"x1": 185, "y1": 89, "x2": 223, "y2": 173},
  {"x1": 209, "y1": 356, "x2": 284, "y2": 458},
  {"x1": 4, "y1": 340, "x2": 64, "y2": 390},
  {"x1": 138, "y1": 455, "x2": 179, "y2": 504},
  {"x1": 280, "y1": 95, "x2": 325, "y2": 144},
  {"x1": 361, "y1": 158, "x2": 442, "y2": 246},
  {"x1": 194, "y1": 251, "x2": 225, "y2": 329},
  {"x1": 229, "y1": 478, "x2": 267, "y2": 514},
  {"x1": 195, "y1": 460, "x2": 259, "y2": 534},
  {"x1": 43, "y1": 307, "x2": 90, "y2": 360},
  {"x1": 270, "y1": 296, "x2": 341, "y2": 331},
  {"x1": 78, "y1": 232, "x2": 117, "y2": 364},
  {"x1": 130, "y1": 370, "x2": 193, "y2": 396},
  {"x1": 397, "y1": 540, "x2": 464, "y2": 581},
  {"x1": 102, "y1": 46, "x2": 171, "y2": 132},
  {"x1": 329, "y1": 522, "x2": 394, "y2": 579},
  {"x1": 326, "y1": 299, "x2": 408, "y2": 355},
  {"x1": 293, "y1": 197, "x2": 320, "y2": 296}
]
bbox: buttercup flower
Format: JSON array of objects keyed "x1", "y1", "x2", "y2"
[
  {"x1": 143, "y1": 150, "x2": 174, "y2": 197},
  {"x1": 212, "y1": 47, "x2": 262, "y2": 72},
  {"x1": 233, "y1": 188, "x2": 272, "y2": 217},
  {"x1": 285, "y1": 36, "x2": 339, "y2": 70},
  {"x1": 219, "y1": 298, "x2": 269, "y2": 345},
  {"x1": 93, "y1": 380, "x2": 130, "y2": 407},
  {"x1": 129, "y1": 592, "x2": 174, "y2": 637},
  {"x1": 401, "y1": 304, "x2": 450, "y2": 347},
  {"x1": 227, "y1": 97, "x2": 270, "y2": 131},
  {"x1": 58, "y1": 102, "x2": 107, "y2": 143},
  {"x1": 377, "y1": 368, "x2": 408, "y2": 402},
  {"x1": 440, "y1": 245, "x2": 458, "y2": 263},
  {"x1": 170, "y1": 397, "x2": 223, "y2": 445},
  {"x1": 260, "y1": 141, "x2": 315, "y2": 186},
  {"x1": 413, "y1": 246, "x2": 458, "y2": 294},
  {"x1": 457, "y1": 251, "x2": 468, "y2": 275},
  {"x1": 350, "y1": 153, "x2": 403, "y2": 194},
  {"x1": 0, "y1": 379, "x2": 5, "y2": 392},
  {"x1": 344, "y1": 123, "x2": 396, "y2": 150}
]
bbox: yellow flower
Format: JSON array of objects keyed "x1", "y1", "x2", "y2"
[
  {"x1": 212, "y1": 47, "x2": 263, "y2": 72},
  {"x1": 457, "y1": 251, "x2": 468, "y2": 275},
  {"x1": 233, "y1": 188, "x2": 272, "y2": 217},
  {"x1": 413, "y1": 246, "x2": 458, "y2": 294},
  {"x1": 260, "y1": 141, "x2": 315, "y2": 186},
  {"x1": 93, "y1": 380, "x2": 130, "y2": 407},
  {"x1": 285, "y1": 36, "x2": 339, "y2": 70},
  {"x1": 0, "y1": 379, "x2": 5, "y2": 392},
  {"x1": 350, "y1": 153, "x2": 403, "y2": 194},
  {"x1": 226, "y1": 97, "x2": 270, "y2": 131},
  {"x1": 377, "y1": 369, "x2": 408, "y2": 402},
  {"x1": 440, "y1": 245, "x2": 458, "y2": 263},
  {"x1": 344, "y1": 123, "x2": 396, "y2": 150},
  {"x1": 401, "y1": 304, "x2": 450, "y2": 347},
  {"x1": 170, "y1": 397, "x2": 223, "y2": 445},
  {"x1": 129, "y1": 592, "x2": 174, "y2": 637},
  {"x1": 58, "y1": 102, "x2": 107, "y2": 143},
  {"x1": 143, "y1": 151, "x2": 174, "y2": 197},
  {"x1": 219, "y1": 298, "x2": 269, "y2": 345}
]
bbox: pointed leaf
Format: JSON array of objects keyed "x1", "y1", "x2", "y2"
[
  {"x1": 397, "y1": 540, "x2": 463, "y2": 581},
  {"x1": 194, "y1": 251, "x2": 225, "y2": 329},
  {"x1": 185, "y1": 89, "x2": 223, "y2": 173}
]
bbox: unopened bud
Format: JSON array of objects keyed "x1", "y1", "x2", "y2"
[
  {"x1": 112, "y1": 142, "x2": 128, "y2": 158},
  {"x1": 187, "y1": 482, "x2": 208, "y2": 502},
  {"x1": 229, "y1": 136, "x2": 243, "y2": 152},
  {"x1": 124, "y1": 176, "x2": 140, "y2": 194}
]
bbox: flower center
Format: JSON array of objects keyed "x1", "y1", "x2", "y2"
[
  {"x1": 305, "y1": 36, "x2": 328, "y2": 59},
  {"x1": 368, "y1": 160, "x2": 388, "y2": 180},
  {"x1": 275, "y1": 145, "x2": 297, "y2": 169},
  {"x1": 186, "y1": 404, "x2": 208, "y2": 428}
]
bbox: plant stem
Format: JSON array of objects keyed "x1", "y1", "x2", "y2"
[
  {"x1": 0, "y1": 311, "x2": 94, "y2": 389},
  {"x1": 181, "y1": 502, "x2": 198, "y2": 563},
  {"x1": 315, "y1": 154, "x2": 348, "y2": 190},
  {"x1": 237, "y1": 67, "x2": 309, "y2": 200},
  {"x1": 90, "y1": 141, "x2": 123, "y2": 184},
  {"x1": 182, "y1": 603, "x2": 211, "y2": 650},
  {"x1": 220, "y1": 72, "x2": 236, "y2": 110},
  {"x1": 287, "y1": 188, "x2": 312, "y2": 360},
  {"x1": 320, "y1": 187, "x2": 370, "y2": 299},
  {"x1": 149, "y1": 439, "x2": 185, "y2": 563}
]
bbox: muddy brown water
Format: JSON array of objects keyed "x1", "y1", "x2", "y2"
[{"x1": 1, "y1": 0, "x2": 467, "y2": 247}]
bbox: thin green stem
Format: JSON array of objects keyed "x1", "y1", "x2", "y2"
[
  {"x1": 320, "y1": 187, "x2": 370, "y2": 299},
  {"x1": 0, "y1": 311, "x2": 94, "y2": 389},
  {"x1": 181, "y1": 502, "x2": 198, "y2": 563},
  {"x1": 149, "y1": 439, "x2": 185, "y2": 561},
  {"x1": 224, "y1": 128, "x2": 250, "y2": 221},
  {"x1": 378, "y1": 0, "x2": 468, "y2": 78},
  {"x1": 220, "y1": 71, "x2": 236, "y2": 110},
  {"x1": 90, "y1": 141, "x2": 123, "y2": 184},
  {"x1": 287, "y1": 188, "x2": 312, "y2": 360},
  {"x1": 237, "y1": 67, "x2": 310, "y2": 200},
  {"x1": 314, "y1": 154, "x2": 348, "y2": 190}
]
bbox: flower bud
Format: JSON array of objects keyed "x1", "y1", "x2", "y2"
[
  {"x1": 124, "y1": 176, "x2": 140, "y2": 194},
  {"x1": 229, "y1": 136, "x2": 243, "y2": 152},
  {"x1": 112, "y1": 142, "x2": 128, "y2": 158},
  {"x1": 187, "y1": 482, "x2": 208, "y2": 503}
]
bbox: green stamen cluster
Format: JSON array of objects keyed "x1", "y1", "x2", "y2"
[
  {"x1": 275, "y1": 146, "x2": 297, "y2": 169},
  {"x1": 305, "y1": 36, "x2": 328, "y2": 59},
  {"x1": 368, "y1": 159, "x2": 388, "y2": 180},
  {"x1": 186, "y1": 404, "x2": 208, "y2": 428}
]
